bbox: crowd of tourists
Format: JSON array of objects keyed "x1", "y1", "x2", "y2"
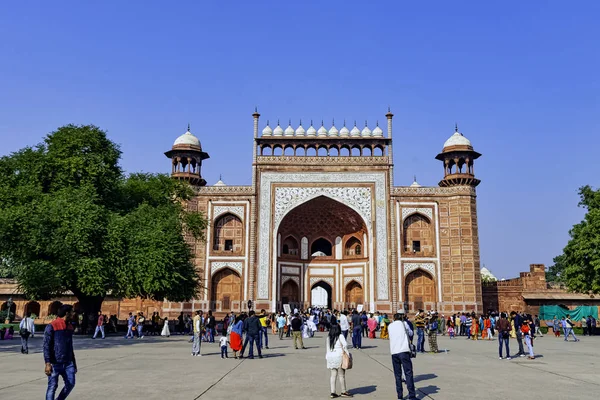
[{"x1": 18, "y1": 302, "x2": 596, "y2": 400}]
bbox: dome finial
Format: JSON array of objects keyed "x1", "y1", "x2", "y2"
[
  {"x1": 332, "y1": 118, "x2": 335, "y2": 126},
  {"x1": 354, "y1": 120, "x2": 357, "y2": 126},
  {"x1": 277, "y1": 119, "x2": 280, "y2": 125},
  {"x1": 187, "y1": 123, "x2": 191, "y2": 132},
  {"x1": 299, "y1": 119, "x2": 302, "y2": 125},
  {"x1": 311, "y1": 119, "x2": 313, "y2": 126},
  {"x1": 343, "y1": 119, "x2": 346, "y2": 126},
  {"x1": 455, "y1": 123, "x2": 458, "y2": 133},
  {"x1": 289, "y1": 118, "x2": 291, "y2": 126},
  {"x1": 376, "y1": 121, "x2": 379, "y2": 126},
  {"x1": 267, "y1": 120, "x2": 270, "y2": 126},
  {"x1": 365, "y1": 120, "x2": 368, "y2": 127},
  {"x1": 413, "y1": 175, "x2": 417, "y2": 183},
  {"x1": 220, "y1": 173, "x2": 222, "y2": 180}
]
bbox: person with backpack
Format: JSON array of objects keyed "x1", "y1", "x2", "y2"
[
  {"x1": 563, "y1": 315, "x2": 579, "y2": 342},
  {"x1": 19, "y1": 312, "x2": 35, "y2": 354}
]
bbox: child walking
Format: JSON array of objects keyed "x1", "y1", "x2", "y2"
[
  {"x1": 219, "y1": 334, "x2": 229, "y2": 359},
  {"x1": 447, "y1": 324, "x2": 455, "y2": 338}
]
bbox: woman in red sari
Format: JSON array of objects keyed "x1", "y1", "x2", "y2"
[
  {"x1": 367, "y1": 314, "x2": 378, "y2": 338},
  {"x1": 229, "y1": 315, "x2": 244, "y2": 359}
]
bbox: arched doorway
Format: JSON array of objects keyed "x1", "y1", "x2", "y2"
[
  {"x1": 311, "y1": 281, "x2": 332, "y2": 309},
  {"x1": 24, "y1": 301, "x2": 41, "y2": 317},
  {"x1": 48, "y1": 301, "x2": 63, "y2": 316},
  {"x1": 405, "y1": 270, "x2": 436, "y2": 312},
  {"x1": 211, "y1": 268, "x2": 242, "y2": 312},
  {"x1": 277, "y1": 196, "x2": 370, "y2": 308},
  {"x1": 281, "y1": 279, "x2": 300, "y2": 309},
  {"x1": 345, "y1": 281, "x2": 364, "y2": 306}
]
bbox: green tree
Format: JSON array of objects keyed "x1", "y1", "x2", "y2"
[
  {"x1": 552, "y1": 186, "x2": 600, "y2": 293},
  {"x1": 0, "y1": 125, "x2": 207, "y2": 316}
]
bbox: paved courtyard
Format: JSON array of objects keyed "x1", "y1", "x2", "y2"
[{"x1": 1, "y1": 332, "x2": 598, "y2": 399}]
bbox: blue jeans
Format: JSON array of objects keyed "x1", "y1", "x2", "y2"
[
  {"x1": 258, "y1": 326, "x2": 269, "y2": 348},
  {"x1": 342, "y1": 330, "x2": 348, "y2": 340},
  {"x1": 221, "y1": 345, "x2": 228, "y2": 358},
  {"x1": 207, "y1": 327, "x2": 214, "y2": 343},
  {"x1": 46, "y1": 362, "x2": 76, "y2": 400},
  {"x1": 93, "y1": 325, "x2": 104, "y2": 339},
  {"x1": 391, "y1": 353, "x2": 416, "y2": 399},
  {"x1": 524, "y1": 335, "x2": 534, "y2": 357},
  {"x1": 498, "y1": 334, "x2": 510, "y2": 358},
  {"x1": 137, "y1": 324, "x2": 144, "y2": 337},
  {"x1": 416, "y1": 328, "x2": 425, "y2": 352},
  {"x1": 20, "y1": 335, "x2": 29, "y2": 352},
  {"x1": 564, "y1": 328, "x2": 578, "y2": 341},
  {"x1": 242, "y1": 334, "x2": 261, "y2": 358},
  {"x1": 125, "y1": 325, "x2": 134, "y2": 338},
  {"x1": 352, "y1": 326, "x2": 362, "y2": 348}
]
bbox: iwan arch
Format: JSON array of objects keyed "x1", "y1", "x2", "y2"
[{"x1": 160, "y1": 109, "x2": 483, "y2": 316}]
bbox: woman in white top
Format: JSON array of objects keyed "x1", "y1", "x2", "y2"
[
  {"x1": 161, "y1": 317, "x2": 170, "y2": 337},
  {"x1": 325, "y1": 321, "x2": 353, "y2": 398},
  {"x1": 19, "y1": 312, "x2": 35, "y2": 354}
]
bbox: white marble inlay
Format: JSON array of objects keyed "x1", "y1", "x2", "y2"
[
  {"x1": 301, "y1": 237, "x2": 308, "y2": 260},
  {"x1": 213, "y1": 205, "x2": 245, "y2": 221},
  {"x1": 310, "y1": 277, "x2": 335, "y2": 288},
  {"x1": 343, "y1": 276, "x2": 364, "y2": 288},
  {"x1": 344, "y1": 267, "x2": 363, "y2": 275},
  {"x1": 211, "y1": 261, "x2": 243, "y2": 276},
  {"x1": 258, "y1": 172, "x2": 389, "y2": 301},
  {"x1": 282, "y1": 266, "x2": 300, "y2": 275},
  {"x1": 310, "y1": 268, "x2": 335, "y2": 276},
  {"x1": 403, "y1": 262, "x2": 436, "y2": 277},
  {"x1": 401, "y1": 207, "x2": 433, "y2": 221}
]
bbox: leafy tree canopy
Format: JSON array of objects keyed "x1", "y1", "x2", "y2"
[
  {"x1": 550, "y1": 185, "x2": 600, "y2": 293},
  {"x1": 0, "y1": 125, "x2": 207, "y2": 314}
]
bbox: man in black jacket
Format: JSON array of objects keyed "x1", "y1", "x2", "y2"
[
  {"x1": 511, "y1": 311, "x2": 525, "y2": 357},
  {"x1": 240, "y1": 311, "x2": 262, "y2": 359},
  {"x1": 291, "y1": 313, "x2": 306, "y2": 350}
]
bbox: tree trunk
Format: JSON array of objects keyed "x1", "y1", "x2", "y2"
[{"x1": 71, "y1": 289, "x2": 104, "y2": 335}]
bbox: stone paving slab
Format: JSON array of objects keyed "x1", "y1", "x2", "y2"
[{"x1": 1, "y1": 333, "x2": 598, "y2": 399}]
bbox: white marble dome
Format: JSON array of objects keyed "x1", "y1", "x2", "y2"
[
  {"x1": 361, "y1": 124, "x2": 372, "y2": 137},
  {"x1": 273, "y1": 123, "x2": 284, "y2": 136},
  {"x1": 214, "y1": 178, "x2": 226, "y2": 187},
  {"x1": 262, "y1": 124, "x2": 273, "y2": 137},
  {"x1": 372, "y1": 124, "x2": 383, "y2": 137},
  {"x1": 307, "y1": 124, "x2": 317, "y2": 137},
  {"x1": 174, "y1": 129, "x2": 201, "y2": 147},
  {"x1": 339, "y1": 125, "x2": 350, "y2": 137},
  {"x1": 295, "y1": 123, "x2": 306, "y2": 136},
  {"x1": 443, "y1": 131, "x2": 472, "y2": 148},
  {"x1": 328, "y1": 124, "x2": 339, "y2": 137},
  {"x1": 284, "y1": 123, "x2": 295, "y2": 136},
  {"x1": 317, "y1": 124, "x2": 328, "y2": 137},
  {"x1": 350, "y1": 124, "x2": 361, "y2": 137}
]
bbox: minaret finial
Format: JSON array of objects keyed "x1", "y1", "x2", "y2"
[
  {"x1": 388, "y1": 106, "x2": 391, "y2": 112},
  {"x1": 255, "y1": 106, "x2": 258, "y2": 113}
]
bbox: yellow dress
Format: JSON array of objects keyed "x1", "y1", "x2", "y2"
[{"x1": 380, "y1": 323, "x2": 389, "y2": 339}]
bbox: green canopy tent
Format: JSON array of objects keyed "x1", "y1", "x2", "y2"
[{"x1": 539, "y1": 305, "x2": 598, "y2": 322}]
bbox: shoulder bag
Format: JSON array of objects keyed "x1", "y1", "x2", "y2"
[
  {"x1": 342, "y1": 351, "x2": 353, "y2": 370},
  {"x1": 19, "y1": 318, "x2": 30, "y2": 338},
  {"x1": 401, "y1": 321, "x2": 417, "y2": 358}
]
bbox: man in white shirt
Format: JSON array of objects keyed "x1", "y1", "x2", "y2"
[
  {"x1": 388, "y1": 311, "x2": 416, "y2": 400},
  {"x1": 339, "y1": 311, "x2": 350, "y2": 340}
]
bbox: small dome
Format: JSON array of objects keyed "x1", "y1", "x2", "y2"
[
  {"x1": 350, "y1": 124, "x2": 361, "y2": 137},
  {"x1": 262, "y1": 123, "x2": 273, "y2": 137},
  {"x1": 361, "y1": 123, "x2": 372, "y2": 137},
  {"x1": 295, "y1": 123, "x2": 306, "y2": 136},
  {"x1": 284, "y1": 123, "x2": 295, "y2": 137},
  {"x1": 339, "y1": 125, "x2": 350, "y2": 137},
  {"x1": 410, "y1": 177, "x2": 422, "y2": 187},
  {"x1": 372, "y1": 124, "x2": 383, "y2": 137},
  {"x1": 317, "y1": 123, "x2": 328, "y2": 137},
  {"x1": 214, "y1": 179, "x2": 226, "y2": 187},
  {"x1": 307, "y1": 124, "x2": 317, "y2": 137},
  {"x1": 273, "y1": 123, "x2": 284, "y2": 136},
  {"x1": 443, "y1": 131, "x2": 472, "y2": 149},
  {"x1": 174, "y1": 128, "x2": 201, "y2": 147},
  {"x1": 481, "y1": 266, "x2": 497, "y2": 281},
  {"x1": 328, "y1": 124, "x2": 339, "y2": 137}
]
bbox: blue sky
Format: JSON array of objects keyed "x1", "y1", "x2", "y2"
[{"x1": 1, "y1": 1, "x2": 598, "y2": 279}]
